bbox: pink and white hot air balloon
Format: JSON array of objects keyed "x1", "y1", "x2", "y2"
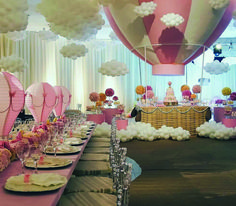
[
  {"x1": 0, "y1": 72, "x2": 25, "y2": 138},
  {"x1": 53, "y1": 86, "x2": 72, "y2": 117},
  {"x1": 25, "y1": 82, "x2": 57, "y2": 123},
  {"x1": 104, "y1": 0, "x2": 236, "y2": 75}
]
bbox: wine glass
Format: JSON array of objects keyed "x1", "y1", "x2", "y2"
[
  {"x1": 29, "y1": 145, "x2": 41, "y2": 174},
  {"x1": 15, "y1": 141, "x2": 30, "y2": 174}
]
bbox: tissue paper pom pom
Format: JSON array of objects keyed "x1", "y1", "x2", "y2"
[
  {"x1": 136, "y1": 85, "x2": 145, "y2": 95},
  {"x1": 113, "y1": 96, "x2": 118, "y2": 101},
  {"x1": 134, "y1": 2, "x2": 157, "y2": 17},
  {"x1": 89, "y1": 92, "x2": 100, "y2": 102},
  {"x1": 222, "y1": 87, "x2": 231, "y2": 96},
  {"x1": 160, "y1": 13, "x2": 184, "y2": 27},
  {"x1": 99, "y1": 93, "x2": 106, "y2": 102},
  {"x1": 230, "y1": 92, "x2": 236, "y2": 100},
  {"x1": 105, "y1": 88, "x2": 114, "y2": 97},
  {"x1": 204, "y1": 60, "x2": 229, "y2": 75},
  {"x1": 38, "y1": 0, "x2": 105, "y2": 41},
  {"x1": 96, "y1": 101, "x2": 103, "y2": 106},
  {"x1": 0, "y1": 56, "x2": 27, "y2": 72},
  {"x1": 209, "y1": 0, "x2": 229, "y2": 9},
  {"x1": 38, "y1": 29, "x2": 58, "y2": 41},
  {"x1": 143, "y1": 90, "x2": 154, "y2": 99},
  {"x1": 182, "y1": 90, "x2": 191, "y2": 97},
  {"x1": 98, "y1": 60, "x2": 129, "y2": 77},
  {"x1": 60, "y1": 43, "x2": 88, "y2": 60},
  {"x1": 0, "y1": 0, "x2": 28, "y2": 33},
  {"x1": 181, "y1": 85, "x2": 190, "y2": 92},
  {"x1": 192, "y1": 85, "x2": 201, "y2": 93},
  {"x1": 146, "y1": 85, "x2": 153, "y2": 91},
  {"x1": 191, "y1": 94, "x2": 197, "y2": 99}
]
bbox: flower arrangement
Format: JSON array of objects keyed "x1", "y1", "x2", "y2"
[
  {"x1": 192, "y1": 85, "x2": 201, "y2": 93},
  {"x1": 105, "y1": 88, "x2": 114, "y2": 97},
  {"x1": 136, "y1": 85, "x2": 145, "y2": 95},
  {"x1": 222, "y1": 87, "x2": 231, "y2": 96},
  {"x1": 113, "y1": 96, "x2": 118, "y2": 101},
  {"x1": 99, "y1": 93, "x2": 106, "y2": 102},
  {"x1": 181, "y1": 85, "x2": 190, "y2": 92},
  {"x1": 0, "y1": 148, "x2": 12, "y2": 172},
  {"x1": 191, "y1": 94, "x2": 197, "y2": 100},
  {"x1": 89, "y1": 92, "x2": 100, "y2": 102},
  {"x1": 146, "y1": 85, "x2": 153, "y2": 91},
  {"x1": 117, "y1": 104, "x2": 125, "y2": 118},
  {"x1": 96, "y1": 101, "x2": 103, "y2": 107},
  {"x1": 215, "y1": 99, "x2": 224, "y2": 104},
  {"x1": 182, "y1": 90, "x2": 191, "y2": 100},
  {"x1": 142, "y1": 90, "x2": 154, "y2": 99}
]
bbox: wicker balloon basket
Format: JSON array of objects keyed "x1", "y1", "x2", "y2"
[{"x1": 140, "y1": 106, "x2": 211, "y2": 137}]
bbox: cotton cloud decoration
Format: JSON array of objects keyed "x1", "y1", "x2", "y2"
[
  {"x1": 160, "y1": 13, "x2": 184, "y2": 27},
  {"x1": 6, "y1": 31, "x2": 27, "y2": 41},
  {"x1": 0, "y1": 0, "x2": 28, "y2": 33},
  {"x1": 134, "y1": 2, "x2": 157, "y2": 18},
  {"x1": 204, "y1": 60, "x2": 230, "y2": 75},
  {"x1": 93, "y1": 122, "x2": 111, "y2": 137},
  {"x1": 98, "y1": 60, "x2": 129, "y2": 77},
  {"x1": 38, "y1": 30, "x2": 58, "y2": 41},
  {"x1": 209, "y1": 0, "x2": 230, "y2": 9},
  {"x1": 60, "y1": 43, "x2": 88, "y2": 60},
  {"x1": 38, "y1": 0, "x2": 105, "y2": 41},
  {"x1": 0, "y1": 56, "x2": 27, "y2": 73},
  {"x1": 196, "y1": 121, "x2": 236, "y2": 140}
]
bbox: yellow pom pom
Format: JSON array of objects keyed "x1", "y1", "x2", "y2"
[
  {"x1": 222, "y1": 87, "x2": 231, "y2": 96},
  {"x1": 181, "y1": 85, "x2": 190, "y2": 92},
  {"x1": 136, "y1": 85, "x2": 145, "y2": 95}
]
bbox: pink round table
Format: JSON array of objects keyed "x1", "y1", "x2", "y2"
[
  {"x1": 222, "y1": 118, "x2": 236, "y2": 128},
  {"x1": 102, "y1": 108, "x2": 119, "y2": 124},
  {"x1": 86, "y1": 114, "x2": 105, "y2": 124}
]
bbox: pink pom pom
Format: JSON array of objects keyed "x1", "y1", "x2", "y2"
[
  {"x1": 143, "y1": 90, "x2": 154, "y2": 99},
  {"x1": 105, "y1": 88, "x2": 114, "y2": 97},
  {"x1": 89, "y1": 92, "x2": 100, "y2": 102},
  {"x1": 192, "y1": 85, "x2": 201, "y2": 93}
]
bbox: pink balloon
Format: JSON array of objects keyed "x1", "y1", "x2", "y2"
[
  {"x1": 104, "y1": 0, "x2": 236, "y2": 75},
  {"x1": 25, "y1": 82, "x2": 57, "y2": 123},
  {"x1": 53, "y1": 86, "x2": 72, "y2": 117},
  {"x1": 0, "y1": 72, "x2": 25, "y2": 137}
]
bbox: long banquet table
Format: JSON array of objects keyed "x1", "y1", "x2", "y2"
[{"x1": 0, "y1": 126, "x2": 95, "y2": 206}]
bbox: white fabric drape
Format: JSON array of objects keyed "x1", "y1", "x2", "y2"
[{"x1": 2, "y1": 31, "x2": 236, "y2": 114}]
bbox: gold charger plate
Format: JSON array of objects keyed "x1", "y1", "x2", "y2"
[
  {"x1": 64, "y1": 138, "x2": 85, "y2": 146},
  {"x1": 5, "y1": 173, "x2": 67, "y2": 192},
  {"x1": 45, "y1": 145, "x2": 82, "y2": 155},
  {"x1": 25, "y1": 157, "x2": 72, "y2": 169}
]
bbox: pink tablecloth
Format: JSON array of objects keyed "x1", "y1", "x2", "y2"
[
  {"x1": 0, "y1": 125, "x2": 95, "y2": 206},
  {"x1": 102, "y1": 108, "x2": 119, "y2": 124},
  {"x1": 214, "y1": 107, "x2": 236, "y2": 122},
  {"x1": 86, "y1": 114, "x2": 105, "y2": 124}
]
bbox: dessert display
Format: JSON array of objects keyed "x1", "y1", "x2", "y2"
[{"x1": 163, "y1": 81, "x2": 178, "y2": 106}]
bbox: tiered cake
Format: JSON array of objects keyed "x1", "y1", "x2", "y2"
[{"x1": 163, "y1": 81, "x2": 178, "y2": 106}]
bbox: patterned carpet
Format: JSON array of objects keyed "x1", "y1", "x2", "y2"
[{"x1": 121, "y1": 137, "x2": 236, "y2": 206}]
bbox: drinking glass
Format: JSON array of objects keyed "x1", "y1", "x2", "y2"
[
  {"x1": 15, "y1": 141, "x2": 30, "y2": 174},
  {"x1": 30, "y1": 145, "x2": 41, "y2": 174}
]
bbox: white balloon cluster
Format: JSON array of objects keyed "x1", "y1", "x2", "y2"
[
  {"x1": 204, "y1": 60, "x2": 229, "y2": 75},
  {"x1": 93, "y1": 122, "x2": 111, "y2": 137},
  {"x1": 98, "y1": 60, "x2": 129, "y2": 77},
  {"x1": 0, "y1": 56, "x2": 27, "y2": 73},
  {"x1": 0, "y1": 0, "x2": 28, "y2": 33},
  {"x1": 196, "y1": 121, "x2": 236, "y2": 140},
  {"x1": 160, "y1": 13, "x2": 184, "y2": 27},
  {"x1": 134, "y1": 2, "x2": 157, "y2": 17},
  {"x1": 38, "y1": 0, "x2": 105, "y2": 41},
  {"x1": 6, "y1": 31, "x2": 27, "y2": 41},
  {"x1": 60, "y1": 43, "x2": 88, "y2": 60},
  {"x1": 209, "y1": 0, "x2": 230, "y2": 9},
  {"x1": 38, "y1": 30, "x2": 58, "y2": 41},
  {"x1": 116, "y1": 122, "x2": 190, "y2": 142}
]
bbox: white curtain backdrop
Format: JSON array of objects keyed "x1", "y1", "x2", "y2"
[{"x1": 2, "y1": 31, "x2": 236, "y2": 114}]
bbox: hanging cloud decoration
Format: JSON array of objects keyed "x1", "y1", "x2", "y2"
[
  {"x1": 38, "y1": 0, "x2": 105, "y2": 41},
  {"x1": 38, "y1": 30, "x2": 58, "y2": 41},
  {"x1": 160, "y1": 13, "x2": 184, "y2": 27},
  {"x1": 204, "y1": 60, "x2": 230, "y2": 75},
  {"x1": 0, "y1": 0, "x2": 28, "y2": 33},
  {"x1": 6, "y1": 31, "x2": 27, "y2": 41},
  {"x1": 196, "y1": 121, "x2": 236, "y2": 140},
  {"x1": 60, "y1": 43, "x2": 88, "y2": 60},
  {"x1": 134, "y1": 2, "x2": 157, "y2": 18},
  {"x1": 0, "y1": 56, "x2": 27, "y2": 73},
  {"x1": 209, "y1": 0, "x2": 230, "y2": 9},
  {"x1": 98, "y1": 60, "x2": 129, "y2": 77}
]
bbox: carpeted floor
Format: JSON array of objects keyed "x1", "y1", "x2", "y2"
[{"x1": 121, "y1": 137, "x2": 236, "y2": 206}]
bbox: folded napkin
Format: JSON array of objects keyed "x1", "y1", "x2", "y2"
[
  {"x1": 26, "y1": 157, "x2": 71, "y2": 166},
  {"x1": 31, "y1": 173, "x2": 67, "y2": 187},
  {"x1": 64, "y1": 138, "x2": 83, "y2": 145}
]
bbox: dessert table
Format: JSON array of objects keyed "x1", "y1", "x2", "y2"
[
  {"x1": 214, "y1": 106, "x2": 236, "y2": 123},
  {"x1": 0, "y1": 125, "x2": 95, "y2": 206},
  {"x1": 102, "y1": 108, "x2": 119, "y2": 124},
  {"x1": 86, "y1": 113, "x2": 105, "y2": 124},
  {"x1": 140, "y1": 106, "x2": 211, "y2": 137}
]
